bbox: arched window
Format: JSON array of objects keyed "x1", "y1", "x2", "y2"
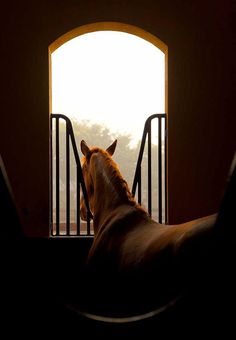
[{"x1": 49, "y1": 22, "x2": 168, "y2": 234}]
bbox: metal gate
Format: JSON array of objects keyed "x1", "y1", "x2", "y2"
[{"x1": 50, "y1": 113, "x2": 167, "y2": 236}]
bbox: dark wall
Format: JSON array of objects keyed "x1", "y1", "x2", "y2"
[{"x1": 1, "y1": 0, "x2": 235, "y2": 235}]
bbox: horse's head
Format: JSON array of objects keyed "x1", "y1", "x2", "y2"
[{"x1": 80, "y1": 139, "x2": 117, "y2": 221}]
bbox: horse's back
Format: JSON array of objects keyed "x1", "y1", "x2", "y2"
[{"x1": 85, "y1": 209, "x2": 218, "y2": 317}]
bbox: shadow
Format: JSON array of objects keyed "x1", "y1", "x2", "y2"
[{"x1": 1, "y1": 153, "x2": 236, "y2": 338}]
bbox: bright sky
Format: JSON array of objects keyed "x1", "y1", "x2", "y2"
[{"x1": 51, "y1": 31, "x2": 165, "y2": 146}]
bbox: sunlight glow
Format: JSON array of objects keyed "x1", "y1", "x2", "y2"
[{"x1": 51, "y1": 31, "x2": 165, "y2": 147}]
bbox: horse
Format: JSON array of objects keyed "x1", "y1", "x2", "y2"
[{"x1": 79, "y1": 139, "x2": 229, "y2": 323}]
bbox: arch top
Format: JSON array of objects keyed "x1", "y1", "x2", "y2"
[{"x1": 49, "y1": 22, "x2": 168, "y2": 55}]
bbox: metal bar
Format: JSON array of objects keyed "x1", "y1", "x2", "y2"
[
  {"x1": 158, "y1": 117, "x2": 162, "y2": 223},
  {"x1": 148, "y1": 127, "x2": 152, "y2": 216},
  {"x1": 132, "y1": 123, "x2": 149, "y2": 196},
  {"x1": 50, "y1": 116, "x2": 53, "y2": 235},
  {"x1": 138, "y1": 167, "x2": 142, "y2": 204},
  {"x1": 55, "y1": 118, "x2": 60, "y2": 235},
  {"x1": 164, "y1": 118, "x2": 167, "y2": 224},
  {"x1": 76, "y1": 167, "x2": 80, "y2": 235},
  {"x1": 66, "y1": 124, "x2": 70, "y2": 235},
  {"x1": 67, "y1": 121, "x2": 92, "y2": 226}
]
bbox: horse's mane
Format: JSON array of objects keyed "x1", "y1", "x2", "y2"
[{"x1": 83, "y1": 147, "x2": 146, "y2": 214}]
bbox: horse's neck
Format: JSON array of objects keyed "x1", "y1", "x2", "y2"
[{"x1": 91, "y1": 153, "x2": 131, "y2": 233}]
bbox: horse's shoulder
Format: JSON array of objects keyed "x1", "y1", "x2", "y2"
[{"x1": 87, "y1": 206, "x2": 141, "y2": 261}]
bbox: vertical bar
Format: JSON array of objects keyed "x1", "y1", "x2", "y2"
[
  {"x1": 148, "y1": 127, "x2": 152, "y2": 216},
  {"x1": 66, "y1": 125, "x2": 70, "y2": 235},
  {"x1": 76, "y1": 167, "x2": 80, "y2": 235},
  {"x1": 50, "y1": 116, "x2": 53, "y2": 235},
  {"x1": 158, "y1": 117, "x2": 162, "y2": 223},
  {"x1": 56, "y1": 118, "x2": 60, "y2": 235},
  {"x1": 138, "y1": 167, "x2": 142, "y2": 204},
  {"x1": 164, "y1": 116, "x2": 167, "y2": 224}
]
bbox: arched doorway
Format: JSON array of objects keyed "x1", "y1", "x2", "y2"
[{"x1": 49, "y1": 22, "x2": 168, "y2": 234}]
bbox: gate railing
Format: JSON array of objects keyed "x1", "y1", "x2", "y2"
[
  {"x1": 50, "y1": 114, "x2": 92, "y2": 236},
  {"x1": 132, "y1": 114, "x2": 167, "y2": 224},
  {"x1": 50, "y1": 113, "x2": 167, "y2": 236}
]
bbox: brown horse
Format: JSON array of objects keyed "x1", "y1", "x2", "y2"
[{"x1": 79, "y1": 139, "x2": 218, "y2": 317}]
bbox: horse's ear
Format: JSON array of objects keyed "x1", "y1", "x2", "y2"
[
  {"x1": 81, "y1": 140, "x2": 91, "y2": 157},
  {"x1": 106, "y1": 140, "x2": 117, "y2": 156}
]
